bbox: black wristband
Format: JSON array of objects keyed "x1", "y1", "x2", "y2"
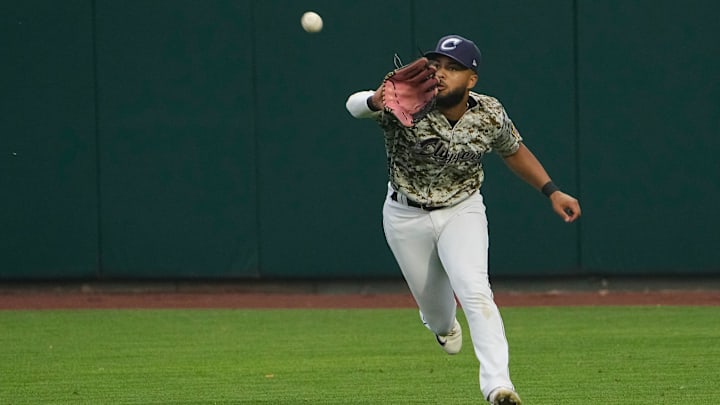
[
  {"x1": 541, "y1": 181, "x2": 560, "y2": 198},
  {"x1": 367, "y1": 95, "x2": 380, "y2": 111}
]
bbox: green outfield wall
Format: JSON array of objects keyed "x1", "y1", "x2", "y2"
[{"x1": 2, "y1": 0, "x2": 718, "y2": 280}]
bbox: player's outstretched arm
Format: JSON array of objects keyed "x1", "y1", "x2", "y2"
[
  {"x1": 502, "y1": 143, "x2": 581, "y2": 223},
  {"x1": 346, "y1": 85, "x2": 383, "y2": 119}
]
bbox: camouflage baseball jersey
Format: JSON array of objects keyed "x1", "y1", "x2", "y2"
[{"x1": 376, "y1": 91, "x2": 522, "y2": 207}]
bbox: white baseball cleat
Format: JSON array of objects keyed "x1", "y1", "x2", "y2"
[
  {"x1": 435, "y1": 319, "x2": 462, "y2": 354},
  {"x1": 488, "y1": 387, "x2": 522, "y2": 405}
]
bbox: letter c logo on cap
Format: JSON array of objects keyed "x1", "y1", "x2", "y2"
[{"x1": 440, "y1": 38, "x2": 463, "y2": 51}]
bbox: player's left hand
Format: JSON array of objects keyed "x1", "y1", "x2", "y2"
[
  {"x1": 550, "y1": 192, "x2": 581, "y2": 223},
  {"x1": 381, "y1": 57, "x2": 438, "y2": 127}
]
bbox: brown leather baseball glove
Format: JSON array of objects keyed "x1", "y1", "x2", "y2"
[{"x1": 382, "y1": 57, "x2": 438, "y2": 127}]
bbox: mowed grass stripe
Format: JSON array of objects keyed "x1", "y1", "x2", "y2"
[
  {"x1": 0, "y1": 307, "x2": 717, "y2": 404},
  {"x1": 507, "y1": 306, "x2": 719, "y2": 403}
]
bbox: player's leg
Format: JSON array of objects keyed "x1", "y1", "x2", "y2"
[
  {"x1": 435, "y1": 194, "x2": 515, "y2": 399},
  {"x1": 382, "y1": 194, "x2": 456, "y2": 336}
]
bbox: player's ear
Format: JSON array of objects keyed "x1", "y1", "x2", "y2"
[{"x1": 467, "y1": 73, "x2": 478, "y2": 89}]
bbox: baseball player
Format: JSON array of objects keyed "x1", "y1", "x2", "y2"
[{"x1": 345, "y1": 35, "x2": 581, "y2": 405}]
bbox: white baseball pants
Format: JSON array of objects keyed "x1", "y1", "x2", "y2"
[{"x1": 382, "y1": 184, "x2": 515, "y2": 398}]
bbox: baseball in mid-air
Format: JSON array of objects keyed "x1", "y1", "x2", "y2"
[{"x1": 301, "y1": 11, "x2": 323, "y2": 33}]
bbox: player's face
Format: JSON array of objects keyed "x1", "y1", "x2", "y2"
[{"x1": 429, "y1": 56, "x2": 478, "y2": 108}]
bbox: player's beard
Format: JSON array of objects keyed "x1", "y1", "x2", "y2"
[{"x1": 436, "y1": 86, "x2": 466, "y2": 109}]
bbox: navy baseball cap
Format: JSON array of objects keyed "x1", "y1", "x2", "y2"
[{"x1": 424, "y1": 35, "x2": 482, "y2": 71}]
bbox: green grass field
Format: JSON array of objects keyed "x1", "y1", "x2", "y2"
[{"x1": 1, "y1": 306, "x2": 717, "y2": 404}]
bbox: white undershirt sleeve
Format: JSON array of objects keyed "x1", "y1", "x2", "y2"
[{"x1": 345, "y1": 90, "x2": 380, "y2": 119}]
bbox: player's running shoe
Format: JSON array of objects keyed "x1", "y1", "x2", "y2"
[
  {"x1": 488, "y1": 387, "x2": 522, "y2": 405},
  {"x1": 435, "y1": 319, "x2": 462, "y2": 354}
]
